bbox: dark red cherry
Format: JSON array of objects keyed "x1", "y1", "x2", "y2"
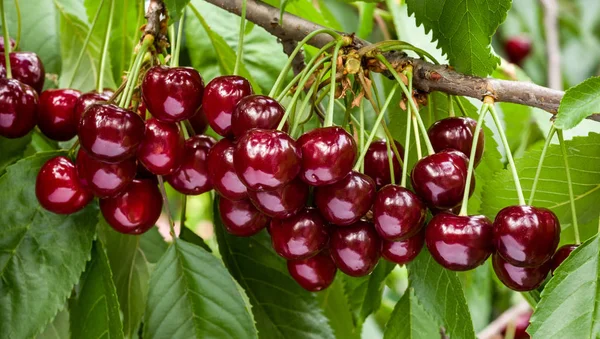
[
  {"x1": 493, "y1": 205, "x2": 560, "y2": 267},
  {"x1": 248, "y1": 178, "x2": 308, "y2": 219},
  {"x1": 364, "y1": 140, "x2": 404, "y2": 187},
  {"x1": 0, "y1": 36, "x2": 16, "y2": 52},
  {"x1": 297, "y1": 126, "x2": 357, "y2": 186},
  {"x1": 425, "y1": 213, "x2": 494, "y2": 271},
  {"x1": 270, "y1": 208, "x2": 329, "y2": 260},
  {"x1": 137, "y1": 118, "x2": 185, "y2": 175},
  {"x1": 218, "y1": 197, "x2": 269, "y2": 237},
  {"x1": 314, "y1": 171, "x2": 375, "y2": 226},
  {"x1": 288, "y1": 251, "x2": 337, "y2": 291},
  {"x1": 187, "y1": 108, "x2": 208, "y2": 135},
  {"x1": 37, "y1": 89, "x2": 81, "y2": 141},
  {"x1": 74, "y1": 91, "x2": 111, "y2": 125},
  {"x1": 502, "y1": 311, "x2": 532, "y2": 339},
  {"x1": 0, "y1": 78, "x2": 37, "y2": 138},
  {"x1": 492, "y1": 253, "x2": 550, "y2": 291},
  {"x1": 550, "y1": 244, "x2": 578, "y2": 274},
  {"x1": 234, "y1": 129, "x2": 301, "y2": 191},
  {"x1": 142, "y1": 65, "x2": 204, "y2": 123},
  {"x1": 381, "y1": 232, "x2": 424, "y2": 265},
  {"x1": 136, "y1": 161, "x2": 158, "y2": 184},
  {"x1": 78, "y1": 103, "x2": 145, "y2": 163},
  {"x1": 231, "y1": 95, "x2": 286, "y2": 138},
  {"x1": 207, "y1": 138, "x2": 248, "y2": 200},
  {"x1": 100, "y1": 179, "x2": 162, "y2": 234},
  {"x1": 76, "y1": 148, "x2": 136, "y2": 198},
  {"x1": 166, "y1": 135, "x2": 216, "y2": 195},
  {"x1": 330, "y1": 220, "x2": 381, "y2": 277},
  {"x1": 372, "y1": 185, "x2": 426, "y2": 241},
  {"x1": 36, "y1": 156, "x2": 93, "y2": 214},
  {"x1": 428, "y1": 117, "x2": 484, "y2": 167},
  {"x1": 0, "y1": 52, "x2": 45, "y2": 92},
  {"x1": 202, "y1": 75, "x2": 252, "y2": 137},
  {"x1": 504, "y1": 36, "x2": 532, "y2": 65}
]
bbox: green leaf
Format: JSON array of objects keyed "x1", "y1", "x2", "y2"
[
  {"x1": 458, "y1": 263, "x2": 493, "y2": 331},
  {"x1": 406, "y1": 0, "x2": 511, "y2": 76},
  {"x1": 356, "y1": 3, "x2": 376, "y2": 39},
  {"x1": 144, "y1": 239, "x2": 258, "y2": 338},
  {"x1": 0, "y1": 133, "x2": 32, "y2": 175},
  {"x1": 262, "y1": 0, "x2": 342, "y2": 30},
  {"x1": 180, "y1": 225, "x2": 211, "y2": 252},
  {"x1": 37, "y1": 307, "x2": 70, "y2": 339},
  {"x1": 164, "y1": 0, "x2": 190, "y2": 23},
  {"x1": 140, "y1": 227, "x2": 169, "y2": 265},
  {"x1": 555, "y1": 77, "x2": 600, "y2": 130},
  {"x1": 383, "y1": 288, "x2": 439, "y2": 339},
  {"x1": 70, "y1": 240, "x2": 124, "y2": 339},
  {"x1": 0, "y1": 152, "x2": 97, "y2": 339},
  {"x1": 317, "y1": 277, "x2": 360, "y2": 339}
]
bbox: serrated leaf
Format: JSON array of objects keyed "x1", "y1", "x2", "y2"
[
  {"x1": 0, "y1": 133, "x2": 32, "y2": 175},
  {"x1": 555, "y1": 77, "x2": 600, "y2": 130},
  {"x1": 383, "y1": 288, "x2": 439, "y2": 339},
  {"x1": 0, "y1": 152, "x2": 97, "y2": 339},
  {"x1": 317, "y1": 277, "x2": 360, "y2": 339},
  {"x1": 164, "y1": 0, "x2": 190, "y2": 23},
  {"x1": 144, "y1": 239, "x2": 257, "y2": 338},
  {"x1": 37, "y1": 307, "x2": 70, "y2": 339},
  {"x1": 180, "y1": 225, "x2": 211, "y2": 252}
]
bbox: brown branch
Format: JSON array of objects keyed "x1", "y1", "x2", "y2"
[{"x1": 144, "y1": 0, "x2": 168, "y2": 50}]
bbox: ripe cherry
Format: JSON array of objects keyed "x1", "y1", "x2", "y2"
[
  {"x1": 288, "y1": 251, "x2": 337, "y2": 292},
  {"x1": 137, "y1": 118, "x2": 185, "y2": 175},
  {"x1": 76, "y1": 148, "x2": 136, "y2": 198},
  {"x1": 381, "y1": 232, "x2": 424, "y2": 265},
  {"x1": 428, "y1": 117, "x2": 484, "y2": 167},
  {"x1": 372, "y1": 185, "x2": 426, "y2": 241},
  {"x1": 188, "y1": 108, "x2": 208, "y2": 135},
  {"x1": 364, "y1": 140, "x2": 404, "y2": 187},
  {"x1": 330, "y1": 220, "x2": 382, "y2": 277},
  {"x1": 207, "y1": 138, "x2": 248, "y2": 200},
  {"x1": 73, "y1": 91, "x2": 111, "y2": 125},
  {"x1": 142, "y1": 65, "x2": 204, "y2": 122},
  {"x1": 100, "y1": 179, "x2": 162, "y2": 234},
  {"x1": 219, "y1": 197, "x2": 269, "y2": 237},
  {"x1": 166, "y1": 135, "x2": 216, "y2": 195},
  {"x1": 314, "y1": 171, "x2": 375, "y2": 226},
  {"x1": 550, "y1": 244, "x2": 578, "y2": 274},
  {"x1": 248, "y1": 178, "x2": 308, "y2": 219},
  {"x1": 425, "y1": 213, "x2": 494, "y2": 271},
  {"x1": 269, "y1": 208, "x2": 329, "y2": 260},
  {"x1": 0, "y1": 78, "x2": 37, "y2": 138},
  {"x1": 37, "y1": 89, "x2": 81, "y2": 141},
  {"x1": 493, "y1": 205, "x2": 560, "y2": 267},
  {"x1": 202, "y1": 75, "x2": 252, "y2": 137},
  {"x1": 504, "y1": 36, "x2": 532, "y2": 65},
  {"x1": 0, "y1": 52, "x2": 45, "y2": 92},
  {"x1": 231, "y1": 94, "x2": 287, "y2": 138},
  {"x1": 492, "y1": 253, "x2": 550, "y2": 291},
  {"x1": 0, "y1": 37, "x2": 15, "y2": 52},
  {"x1": 36, "y1": 156, "x2": 93, "y2": 214}
]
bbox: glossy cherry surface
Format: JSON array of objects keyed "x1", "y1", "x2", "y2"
[
  {"x1": 166, "y1": 135, "x2": 216, "y2": 195},
  {"x1": 219, "y1": 197, "x2": 269, "y2": 237},
  {"x1": 425, "y1": 213, "x2": 494, "y2": 271},
  {"x1": 428, "y1": 117, "x2": 484, "y2": 167},
  {"x1": 74, "y1": 91, "x2": 111, "y2": 124},
  {"x1": 202, "y1": 75, "x2": 252, "y2": 137},
  {"x1": 270, "y1": 208, "x2": 329, "y2": 260},
  {"x1": 297, "y1": 126, "x2": 357, "y2": 186},
  {"x1": 248, "y1": 178, "x2": 308, "y2": 219},
  {"x1": 234, "y1": 129, "x2": 301, "y2": 191},
  {"x1": 37, "y1": 89, "x2": 81, "y2": 141},
  {"x1": 100, "y1": 179, "x2": 162, "y2": 234},
  {"x1": 76, "y1": 148, "x2": 136, "y2": 198},
  {"x1": 550, "y1": 244, "x2": 578, "y2": 274},
  {"x1": 188, "y1": 108, "x2": 208, "y2": 135},
  {"x1": 372, "y1": 185, "x2": 426, "y2": 241},
  {"x1": 0, "y1": 52, "x2": 45, "y2": 92},
  {"x1": 364, "y1": 140, "x2": 404, "y2": 187},
  {"x1": 78, "y1": 103, "x2": 145, "y2": 163},
  {"x1": 315, "y1": 171, "x2": 375, "y2": 226},
  {"x1": 492, "y1": 253, "x2": 550, "y2": 291},
  {"x1": 505, "y1": 36, "x2": 532, "y2": 65},
  {"x1": 231, "y1": 95, "x2": 286, "y2": 138},
  {"x1": 142, "y1": 65, "x2": 204, "y2": 122},
  {"x1": 381, "y1": 232, "x2": 424, "y2": 265},
  {"x1": 330, "y1": 220, "x2": 382, "y2": 277},
  {"x1": 207, "y1": 138, "x2": 248, "y2": 200},
  {"x1": 0, "y1": 37, "x2": 15, "y2": 52},
  {"x1": 36, "y1": 156, "x2": 93, "y2": 214},
  {"x1": 0, "y1": 78, "x2": 37, "y2": 138},
  {"x1": 493, "y1": 205, "x2": 560, "y2": 267},
  {"x1": 137, "y1": 118, "x2": 185, "y2": 175},
  {"x1": 288, "y1": 251, "x2": 337, "y2": 292}
]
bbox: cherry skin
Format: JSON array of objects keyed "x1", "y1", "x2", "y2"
[
  {"x1": 234, "y1": 129, "x2": 301, "y2": 191},
  {"x1": 550, "y1": 244, "x2": 578, "y2": 274},
  {"x1": 218, "y1": 197, "x2": 270, "y2": 237},
  {"x1": 36, "y1": 156, "x2": 93, "y2": 214},
  {"x1": 0, "y1": 78, "x2": 37, "y2": 138},
  {"x1": 137, "y1": 118, "x2": 185, "y2": 175},
  {"x1": 248, "y1": 177, "x2": 308, "y2": 219},
  {"x1": 364, "y1": 140, "x2": 404, "y2": 187},
  {"x1": 0, "y1": 52, "x2": 45, "y2": 92},
  {"x1": 330, "y1": 220, "x2": 382, "y2": 277},
  {"x1": 269, "y1": 208, "x2": 329, "y2": 260},
  {"x1": 73, "y1": 91, "x2": 111, "y2": 125},
  {"x1": 314, "y1": 171, "x2": 376, "y2": 226},
  {"x1": 288, "y1": 251, "x2": 337, "y2": 292},
  {"x1": 425, "y1": 213, "x2": 494, "y2": 271},
  {"x1": 372, "y1": 184, "x2": 426, "y2": 241},
  {"x1": 187, "y1": 108, "x2": 208, "y2": 135},
  {"x1": 142, "y1": 65, "x2": 204, "y2": 122},
  {"x1": 381, "y1": 232, "x2": 424, "y2": 265},
  {"x1": 493, "y1": 205, "x2": 560, "y2": 267},
  {"x1": 297, "y1": 126, "x2": 357, "y2": 186},
  {"x1": 76, "y1": 148, "x2": 136, "y2": 198},
  {"x1": 166, "y1": 135, "x2": 216, "y2": 195},
  {"x1": 100, "y1": 179, "x2": 162, "y2": 234},
  {"x1": 428, "y1": 117, "x2": 484, "y2": 167},
  {"x1": 0, "y1": 36, "x2": 16, "y2": 52},
  {"x1": 492, "y1": 253, "x2": 550, "y2": 291},
  {"x1": 231, "y1": 95, "x2": 286, "y2": 138},
  {"x1": 207, "y1": 138, "x2": 248, "y2": 200},
  {"x1": 202, "y1": 75, "x2": 252, "y2": 137},
  {"x1": 78, "y1": 103, "x2": 145, "y2": 163},
  {"x1": 504, "y1": 36, "x2": 532, "y2": 65},
  {"x1": 37, "y1": 89, "x2": 81, "y2": 141}
]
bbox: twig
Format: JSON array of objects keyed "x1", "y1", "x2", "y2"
[
  {"x1": 539, "y1": 0, "x2": 562, "y2": 90},
  {"x1": 144, "y1": 0, "x2": 167, "y2": 48},
  {"x1": 477, "y1": 302, "x2": 531, "y2": 339}
]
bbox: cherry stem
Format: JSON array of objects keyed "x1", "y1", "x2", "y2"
[
  {"x1": 557, "y1": 129, "x2": 581, "y2": 244},
  {"x1": 370, "y1": 77, "x2": 404, "y2": 167},
  {"x1": 447, "y1": 95, "x2": 455, "y2": 117},
  {"x1": 290, "y1": 83, "x2": 316, "y2": 137},
  {"x1": 454, "y1": 96, "x2": 468, "y2": 117},
  {"x1": 233, "y1": 0, "x2": 247, "y2": 75},
  {"x1": 400, "y1": 93, "x2": 412, "y2": 188},
  {"x1": 120, "y1": 37, "x2": 152, "y2": 109},
  {"x1": 171, "y1": 12, "x2": 185, "y2": 67},
  {"x1": 411, "y1": 114, "x2": 422, "y2": 160},
  {"x1": 386, "y1": 140, "x2": 395, "y2": 184},
  {"x1": 324, "y1": 40, "x2": 344, "y2": 127},
  {"x1": 359, "y1": 102, "x2": 365, "y2": 172},
  {"x1": 97, "y1": 0, "x2": 115, "y2": 93},
  {"x1": 12, "y1": 0, "x2": 20, "y2": 50},
  {"x1": 180, "y1": 194, "x2": 187, "y2": 229},
  {"x1": 527, "y1": 125, "x2": 556, "y2": 205},
  {"x1": 157, "y1": 176, "x2": 176, "y2": 238},
  {"x1": 0, "y1": 0, "x2": 12, "y2": 78}
]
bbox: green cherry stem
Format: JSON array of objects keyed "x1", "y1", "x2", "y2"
[
  {"x1": 528, "y1": 125, "x2": 556, "y2": 205},
  {"x1": 386, "y1": 140, "x2": 395, "y2": 184},
  {"x1": 0, "y1": 0, "x2": 12, "y2": 78},
  {"x1": 400, "y1": 95, "x2": 412, "y2": 188},
  {"x1": 171, "y1": 12, "x2": 185, "y2": 67},
  {"x1": 120, "y1": 37, "x2": 152, "y2": 108},
  {"x1": 12, "y1": 0, "x2": 20, "y2": 50},
  {"x1": 324, "y1": 40, "x2": 344, "y2": 127},
  {"x1": 557, "y1": 129, "x2": 581, "y2": 244},
  {"x1": 233, "y1": 0, "x2": 247, "y2": 75},
  {"x1": 97, "y1": 0, "x2": 115, "y2": 93},
  {"x1": 454, "y1": 96, "x2": 468, "y2": 117},
  {"x1": 411, "y1": 114, "x2": 422, "y2": 159},
  {"x1": 290, "y1": 85, "x2": 316, "y2": 137},
  {"x1": 447, "y1": 94, "x2": 455, "y2": 117},
  {"x1": 360, "y1": 102, "x2": 366, "y2": 172},
  {"x1": 157, "y1": 176, "x2": 176, "y2": 238}
]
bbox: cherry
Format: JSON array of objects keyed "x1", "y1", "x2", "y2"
[
  {"x1": 76, "y1": 148, "x2": 136, "y2": 198},
  {"x1": 372, "y1": 185, "x2": 426, "y2": 241},
  {"x1": 73, "y1": 91, "x2": 111, "y2": 125},
  {"x1": 234, "y1": 129, "x2": 301, "y2": 191},
  {"x1": 314, "y1": 171, "x2": 375, "y2": 226},
  {"x1": 504, "y1": 36, "x2": 532, "y2": 65},
  {"x1": 37, "y1": 89, "x2": 81, "y2": 141},
  {"x1": 428, "y1": 117, "x2": 484, "y2": 167},
  {"x1": 0, "y1": 52, "x2": 45, "y2": 92},
  {"x1": 493, "y1": 205, "x2": 560, "y2": 267},
  {"x1": 137, "y1": 118, "x2": 185, "y2": 175},
  {"x1": 142, "y1": 65, "x2": 204, "y2": 123},
  {"x1": 231, "y1": 94, "x2": 287, "y2": 138},
  {"x1": 187, "y1": 108, "x2": 208, "y2": 135},
  {"x1": 0, "y1": 78, "x2": 37, "y2": 138},
  {"x1": 425, "y1": 213, "x2": 494, "y2": 271},
  {"x1": 297, "y1": 126, "x2": 357, "y2": 186},
  {"x1": 501, "y1": 311, "x2": 532, "y2": 339},
  {"x1": 78, "y1": 103, "x2": 145, "y2": 163},
  {"x1": 550, "y1": 244, "x2": 578, "y2": 274},
  {"x1": 287, "y1": 251, "x2": 337, "y2": 291},
  {"x1": 207, "y1": 138, "x2": 248, "y2": 200},
  {"x1": 248, "y1": 177, "x2": 308, "y2": 219},
  {"x1": 269, "y1": 208, "x2": 329, "y2": 260},
  {"x1": 218, "y1": 197, "x2": 269, "y2": 237},
  {"x1": 36, "y1": 156, "x2": 93, "y2": 214},
  {"x1": 166, "y1": 135, "x2": 216, "y2": 195},
  {"x1": 364, "y1": 140, "x2": 404, "y2": 187},
  {"x1": 330, "y1": 220, "x2": 382, "y2": 277},
  {"x1": 492, "y1": 253, "x2": 550, "y2": 291},
  {"x1": 136, "y1": 161, "x2": 158, "y2": 184},
  {"x1": 100, "y1": 179, "x2": 162, "y2": 234},
  {"x1": 410, "y1": 149, "x2": 474, "y2": 210},
  {"x1": 381, "y1": 232, "x2": 424, "y2": 265},
  {"x1": 202, "y1": 75, "x2": 252, "y2": 137},
  {"x1": 0, "y1": 37, "x2": 16, "y2": 52}
]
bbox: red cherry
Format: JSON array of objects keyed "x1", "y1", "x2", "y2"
[
  {"x1": 37, "y1": 89, "x2": 81, "y2": 141},
  {"x1": 36, "y1": 156, "x2": 93, "y2": 214},
  {"x1": 0, "y1": 36, "x2": 16, "y2": 52},
  {"x1": 76, "y1": 148, "x2": 136, "y2": 198},
  {"x1": 381, "y1": 232, "x2": 424, "y2": 265},
  {"x1": 248, "y1": 177, "x2": 308, "y2": 219},
  {"x1": 0, "y1": 78, "x2": 37, "y2": 138},
  {"x1": 231, "y1": 94, "x2": 287, "y2": 138},
  {"x1": 550, "y1": 244, "x2": 578, "y2": 274},
  {"x1": 493, "y1": 205, "x2": 560, "y2": 267},
  {"x1": 0, "y1": 52, "x2": 45, "y2": 92},
  {"x1": 187, "y1": 108, "x2": 209, "y2": 135},
  {"x1": 166, "y1": 135, "x2": 216, "y2": 195},
  {"x1": 504, "y1": 36, "x2": 532, "y2": 65},
  {"x1": 219, "y1": 197, "x2": 269, "y2": 237},
  {"x1": 330, "y1": 220, "x2": 382, "y2": 277},
  {"x1": 135, "y1": 161, "x2": 158, "y2": 184},
  {"x1": 270, "y1": 208, "x2": 329, "y2": 260},
  {"x1": 428, "y1": 117, "x2": 484, "y2": 167},
  {"x1": 288, "y1": 251, "x2": 337, "y2": 291},
  {"x1": 202, "y1": 75, "x2": 252, "y2": 137},
  {"x1": 297, "y1": 126, "x2": 357, "y2": 186},
  {"x1": 364, "y1": 140, "x2": 404, "y2": 187},
  {"x1": 137, "y1": 118, "x2": 185, "y2": 175},
  {"x1": 372, "y1": 184, "x2": 426, "y2": 241},
  {"x1": 142, "y1": 65, "x2": 204, "y2": 122},
  {"x1": 314, "y1": 171, "x2": 375, "y2": 226},
  {"x1": 73, "y1": 91, "x2": 111, "y2": 125},
  {"x1": 207, "y1": 138, "x2": 248, "y2": 200},
  {"x1": 492, "y1": 253, "x2": 550, "y2": 291}
]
